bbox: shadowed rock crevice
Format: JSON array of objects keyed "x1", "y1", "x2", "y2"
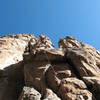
[
  {"x1": 65, "y1": 57, "x2": 82, "y2": 80},
  {"x1": 65, "y1": 57, "x2": 96, "y2": 100}
]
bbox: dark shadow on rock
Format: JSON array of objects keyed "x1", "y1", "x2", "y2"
[{"x1": 0, "y1": 61, "x2": 24, "y2": 100}]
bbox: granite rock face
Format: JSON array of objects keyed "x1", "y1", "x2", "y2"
[{"x1": 0, "y1": 34, "x2": 100, "y2": 100}]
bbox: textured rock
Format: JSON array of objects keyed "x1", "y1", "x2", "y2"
[
  {"x1": 0, "y1": 34, "x2": 34, "y2": 100},
  {"x1": 45, "y1": 65, "x2": 61, "y2": 92},
  {"x1": 24, "y1": 61, "x2": 49, "y2": 92},
  {"x1": 83, "y1": 76, "x2": 100, "y2": 100},
  {"x1": 59, "y1": 36, "x2": 100, "y2": 99},
  {"x1": 0, "y1": 34, "x2": 34, "y2": 69},
  {"x1": 0, "y1": 34, "x2": 100, "y2": 100},
  {"x1": 43, "y1": 88, "x2": 61, "y2": 100},
  {"x1": 59, "y1": 36, "x2": 100, "y2": 77},
  {"x1": 19, "y1": 86, "x2": 41, "y2": 100},
  {"x1": 58, "y1": 78, "x2": 93, "y2": 100}
]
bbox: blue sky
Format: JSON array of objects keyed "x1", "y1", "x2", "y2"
[{"x1": 0, "y1": 0, "x2": 100, "y2": 50}]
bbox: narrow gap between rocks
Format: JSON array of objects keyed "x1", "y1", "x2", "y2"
[{"x1": 66, "y1": 58, "x2": 82, "y2": 80}]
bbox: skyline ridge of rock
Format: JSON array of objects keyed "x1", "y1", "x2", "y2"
[{"x1": 0, "y1": 34, "x2": 100, "y2": 100}]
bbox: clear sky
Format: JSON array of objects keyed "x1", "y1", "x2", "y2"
[{"x1": 0, "y1": 0, "x2": 100, "y2": 50}]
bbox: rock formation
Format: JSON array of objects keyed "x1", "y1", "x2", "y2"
[{"x1": 0, "y1": 34, "x2": 100, "y2": 100}]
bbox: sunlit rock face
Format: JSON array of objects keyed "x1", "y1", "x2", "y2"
[
  {"x1": 0, "y1": 34, "x2": 100, "y2": 100},
  {"x1": 0, "y1": 34, "x2": 34, "y2": 69}
]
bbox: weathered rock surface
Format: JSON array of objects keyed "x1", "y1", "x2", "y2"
[
  {"x1": 59, "y1": 36, "x2": 100, "y2": 99},
  {"x1": 19, "y1": 86, "x2": 41, "y2": 100},
  {"x1": 0, "y1": 34, "x2": 100, "y2": 100},
  {"x1": 0, "y1": 34, "x2": 34, "y2": 69},
  {"x1": 58, "y1": 78, "x2": 93, "y2": 100},
  {"x1": 0, "y1": 34, "x2": 34, "y2": 100},
  {"x1": 43, "y1": 88, "x2": 61, "y2": 100}
]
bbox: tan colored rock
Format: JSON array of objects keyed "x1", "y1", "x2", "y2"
[
  {"x1": 0, "y1": 34, "x2": 100, "y2": 100},
  {"x1": 58, "y1": 78, "x2": 94, "y2": 100},
  {"x1": 45, "y1": 65, "x2": 61, "y2": 92},
  {"x1": 37, "y1": 35, "x2": 54, "y2": 49},
  {"x1": 59, "y1": 36, "x2": 100, "y2": 99},
  {"x1": 53, "y1": 63, "x2": 76, "y2": 79},
  {"x1": 0, "y1": 34, "x2": 34, "y2": 69},
  {"x1": 83, "y1": 76, "x2": 100, "y2": 100},
  {"x1": 24, "y1": 48, "x2": 64, "y2": 62},
  {"x1": 43, "y1": 88, "x2": 61, "y2": 100},
  {"x1": 59, "y1": 36, "x2": 81, "y2": 48},
  {"x1": 59, "y1": 36, "x2": 100, "y2": 77},
  {"x1": 24, "y1": 62, "x2": 49, "y2": 92},
  {"x1": 27, "y1": 35, "x2": 54, "y2": 54},
  {"x1": 0, "y1": 34, "x2": 34, "y2": 100},
  {"x1": 19, "y1": 86, "x2": 41, "y2": 100}
]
